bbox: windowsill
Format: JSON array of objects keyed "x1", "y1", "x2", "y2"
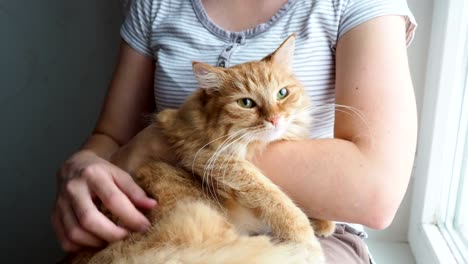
[{"x1": 367, "y1": 239, "x2": 416, "y2": 264}]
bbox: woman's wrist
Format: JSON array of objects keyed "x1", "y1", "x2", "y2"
[
  {"x1": 81, "y1": 132, "x2": 122, "y2": 160},
  {"x1": 108, "y1": 125, "x2": 174, "y2": 174}
]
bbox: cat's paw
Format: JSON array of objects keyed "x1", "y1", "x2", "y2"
[{"x1": 312, "y1": 219, "x2": 336, "y2": 237}]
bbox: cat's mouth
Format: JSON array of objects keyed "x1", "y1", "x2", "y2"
[
  {"x1": 254, "y1": 119, "x2": 290, "y2": 142},
  {"x1": 263, "y1": 127, "x2": 287, "y2": 142}
]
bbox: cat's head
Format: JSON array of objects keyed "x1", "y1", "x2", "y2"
[{"x1": 192, "y1": 34, "x2": 311, "y2": 143}]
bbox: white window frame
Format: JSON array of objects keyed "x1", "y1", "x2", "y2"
[{"x1": 408, "y1": 0, "x2": 468, "y2": 263}]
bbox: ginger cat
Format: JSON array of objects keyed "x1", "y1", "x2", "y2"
[{"x1": 64, "y1": 34, "x2": 335, "y2": 264}]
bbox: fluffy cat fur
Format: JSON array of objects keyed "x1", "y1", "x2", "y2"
[{"x1": 64, "y1": 34, "x2": 335, "y2": 264}]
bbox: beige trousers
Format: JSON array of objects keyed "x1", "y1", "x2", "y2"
[{"x1": 318, "y1": 224, "x2": 371, "y2": 264}]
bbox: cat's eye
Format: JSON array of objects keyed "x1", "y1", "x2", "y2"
[
  {"x1": 237, "y1": 98, "x2": 256, "y2": 108},
  {"x1": 277, "y1": 88, "x2": 289, "y2": 100}
]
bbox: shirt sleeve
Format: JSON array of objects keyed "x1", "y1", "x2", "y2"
[
  {"x1": 338, "y1": 0, "x2": 417, "y2": 46},
  {"x1": 121, "y1": 0, "x2": 131, "y2": 16},
  {"x1": 120, "y1": 0, "x2": 154, "y2": 57}
]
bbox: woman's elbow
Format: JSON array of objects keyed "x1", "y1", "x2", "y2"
[
  {"x1": 363, "y1": 208, "x2": 397, "y2": 230},
  {"x1": 358, "y1": 154, "x2": 413, "y2": 230},
  {"x1": 361, "y1": 187, "x2": 402, "y2": 230}
]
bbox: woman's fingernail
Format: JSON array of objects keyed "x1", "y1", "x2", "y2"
[
  {"x1": 140, "y1": 223, "x2": 151, "y2": 232},
  {"x1": 117, "y1": 228, "x2": 129, "y2": 238},
  {"x1": 147, "y1": 198, "x2": 157, "y2": 206}
]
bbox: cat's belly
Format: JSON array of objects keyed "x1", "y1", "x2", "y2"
[{"x1": 224, "y1": 200, "x2": 271, "y2": 236}]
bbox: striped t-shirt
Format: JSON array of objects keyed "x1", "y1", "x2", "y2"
[{"x1": 120, "y1": 0, "x2": 416, "y2": 239}]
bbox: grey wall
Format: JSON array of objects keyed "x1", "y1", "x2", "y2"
[{"x1": 0, "y1": 1, "x2": 122, "y2": 263}]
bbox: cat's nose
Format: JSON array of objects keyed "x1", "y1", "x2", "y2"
[{"x1": 266, "y1": 116, "x2": 281, "y2": 126}]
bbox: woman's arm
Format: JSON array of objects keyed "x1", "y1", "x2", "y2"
[
  {"x1": 253, "y1": 15, "x2": 417, "y2": 229},
  {"x1": 52, "y1": 42, "x2": 159, "y2": 251},
  {"x1": 82, "y1": 42, "x2": 156, "y2": 158}
]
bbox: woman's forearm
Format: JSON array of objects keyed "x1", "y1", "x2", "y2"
[{"x1": 253, "y1": 138, "x2": 412, "y2": 229}]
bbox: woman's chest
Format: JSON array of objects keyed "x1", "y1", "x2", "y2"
[{"x1": 200, "y1": 0, "x2": 289, "y2": 32}]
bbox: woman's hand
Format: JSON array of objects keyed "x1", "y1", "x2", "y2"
[
  {"x1": 51, "y1": 150, "x2": 157, "y2": 252},
  {"x1": 52, "y1": 124, "x2": 175, "y2": 252}
]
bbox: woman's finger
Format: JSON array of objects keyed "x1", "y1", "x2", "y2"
[
  {"x1": 51, "y1": 207, "x2": 81, "y2": 252},
  {"x1": 112, "y1": 168, "x2": 157, "y2": 209},
  {"x1": 86, "y1": 170, "x2": 151, "y2": 232},
  {"x1": 58, "y1": 196, "x2": 105, "y2": 248},
  {"x1": 66, "y1": 179, "x2": 129, "y2": 242}
]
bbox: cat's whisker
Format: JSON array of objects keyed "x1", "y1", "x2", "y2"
[
  {"x1": 304, "y1": 103, "x2": 370, "y2": 131},
  {"x1": 303, "y1": 103, "x2": 374, "y2": 144},
  {"x1": 218, "y1": 129, "x2": 264, "y2": 194},
  {"x1": 207, "y1": 126, "x2": 262, "y2": 173},
  {"x1": 193, "y1": 128, "x2": 249, "y2": 175},
  {"x1": 199, "y1": 129, "x2": 249, "y2": 200},
  {"x1": 302, "y1": 108, "x2": 349, "y2": 123},
  {"x1": 295, "y1": 110, "x2": 332, "y2": 124},
  {"x1": 230, "y1": 129, "x2": 266, "y2": 187},
  {"x1": 207, "y1": 129, "x2": 261, "y2": 200},
  {"x1": 218, "y1": 134, "x2": 245, "y2": 193},
  {"x1": 207, "y1": 126, "x2": 263, "y2": 198},
  {"x1": 203, "y1": 129, "x2": 256, "y2": 206},
  {"x1": 305, "y1": 103, "x2": 368, "y2": 126},
  {"x1": 198, "y1": 132, "x2": 241, "y2": 198},
  {"x1": 217, "y1": 140, "x2": 240, "y2": 194},
  {"x1": 334, "y1": 103, "x2": 370, "y2": 129},
  {"x1": 218, "y1": 138, "x2": 244, "y2": 194}
]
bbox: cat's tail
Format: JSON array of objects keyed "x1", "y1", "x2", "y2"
[{"x1": 118, "y1": 200, "x2": 324, "y2": 264}]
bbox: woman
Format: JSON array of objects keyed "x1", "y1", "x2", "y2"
[{"x1": 52, "y1": 0, "x2": 417, "y2": 263}]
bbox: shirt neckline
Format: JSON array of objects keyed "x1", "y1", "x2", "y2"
[{"x1": 190, "y1": 0, "x2": 298, "y2": 43}]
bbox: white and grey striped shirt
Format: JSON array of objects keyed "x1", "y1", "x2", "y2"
[{"x1": 120, "y1": 0, "x2": 416, "y2": 239}]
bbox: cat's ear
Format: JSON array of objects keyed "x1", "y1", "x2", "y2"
[
  {"x1": 192, "y1": 62, "x2": 225, "y2": 93},
  {"x1": 266, "y1": 34, "x2": 296, "y2": 68}
]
